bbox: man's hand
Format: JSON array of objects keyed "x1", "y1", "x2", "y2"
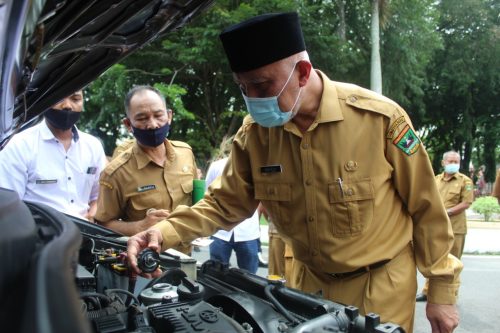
[
  {"x1": 127, "y1": 228, "x2": 164, "y2": 278},
  {"x1": 140, "y1": 209, "x2": 170, "y2": 229},
  {"x1": 426, "y1": 303, "x2": 459, "y2": 333},
  {"x1": 85, "y1": 200, "x2": 98, "y2": 222}
]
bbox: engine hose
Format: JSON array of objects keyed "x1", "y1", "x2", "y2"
[
  {"x1": 264, "y1": 284, "x2": 300, "y2": 325},
  {"x1": 105, "y1": 288, "x2": 140, "y2": 305},
  {"x1": 86, "y1": 300, "x2": 127, "y2": 320}
]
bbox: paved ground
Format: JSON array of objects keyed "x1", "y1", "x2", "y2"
[
  {"x1": 192, "y1": 247, "x2": 500, "y2": 333},
  {"x1": 191, "y1": 208, "x2": 500, "y2": 332},
  {"x1": 414, "y1": 255, "x2": 500, "y2": 333}
]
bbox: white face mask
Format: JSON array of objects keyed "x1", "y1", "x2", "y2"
[
  {"x1": 242, "y1": 62, "x2": 301, "y2": 127},
  {"x1": 444, "y1": 163, "x2": 460, "y2": 174}
]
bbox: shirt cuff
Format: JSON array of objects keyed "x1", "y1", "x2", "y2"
[
  {"x1": 152, "y1": 220, "x2": 182, "y2": 251},
  {"x1": 427, "y1": 280, "x2": 460, "y2": 304}
]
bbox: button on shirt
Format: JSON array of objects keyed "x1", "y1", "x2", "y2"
[
  {"x1": 0, "y1": 120, "x2": 107, "y2": 218},
  {"x1": 205, "y1": 158, "x2": 260, "y2": 242}
]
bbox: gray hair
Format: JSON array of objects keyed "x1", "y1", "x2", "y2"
[
  {"x1": 124, "y1": 85, "x2": 168, "y2": 116},
  {"x1": 443, "y1": 150, "x2": 460, "y2": 161}
]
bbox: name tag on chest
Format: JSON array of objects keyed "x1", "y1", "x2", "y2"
[
  {"x1": 36, "y1": 179, "x2": 58, "y2": 184},
  {"x1": 87, "y1": 167, "x2": 97, "y2": 174},
  {"x1": 260, "y1": 165, "x2": 282, "y2": 174},
  {"x1": 137, "y1": 184, "x2": 156, "y2": 192}
]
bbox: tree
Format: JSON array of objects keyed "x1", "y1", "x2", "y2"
[
  {"x1": 420, "y1": 0, "x2": 500, "y2": 178},
  {"x1": 80, "y1": 0, "x2": 485, "y2": 177},
  {"x1": 370, "y1": 0, "x2": 383, "y2": 93}
]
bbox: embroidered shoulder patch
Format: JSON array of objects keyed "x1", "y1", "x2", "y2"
[
  {"x1": 393, "y1": 125, "x2": 420, "y2": 155},
  {"x1": 386, "y1": 116, "x2": 407, "y2": 139},
  {"x1": 99, "y1": 180, "x2": 114, "y2": 190}
]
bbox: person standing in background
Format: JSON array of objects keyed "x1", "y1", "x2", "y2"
[
  {"x1": 417, "y1": 150, "x2": 473, "y2": 302},
  {"x1": 0, "y1": 91, "x2": 106, "y2": 221},
  {"x1": 95, "y1": 85, "x2": 197, "y2": 254},
  {"x1": 258, "y1": 204, "x2": 293, "y2": 285},
  {"x1": 205, "y1": 136, "x2": 261, "y2": 273}
]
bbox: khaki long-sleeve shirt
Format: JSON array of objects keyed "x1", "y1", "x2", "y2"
[
  {"x1": 95, "y1": 140, "x2": 197, "y2": 222},
  {"x1": 154, "y1": 71, "x2": 462, "y2": 304}
]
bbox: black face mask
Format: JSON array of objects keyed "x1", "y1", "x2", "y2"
[
  {"x1": 44, "y1": 108, "x2": 81, "y2": 130},
  {"x1": 132, "y1": 123, "x2": 170, "y2": 147}
]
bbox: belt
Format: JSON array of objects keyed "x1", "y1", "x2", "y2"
[{"x1": 327, "y1": 259, "x2": 391, "y2": 279}]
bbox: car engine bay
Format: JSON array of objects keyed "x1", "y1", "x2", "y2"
[{"x1": 0, "y1": 188, "x2": 404, "y2": 333}]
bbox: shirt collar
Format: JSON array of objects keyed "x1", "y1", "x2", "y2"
[
  {"x1": 441, "y1": 172, "x2": 459, "y2": 181},
  {"x1": 284, "y1": 70, "x2": 344, "y2": 133},
  {"x1": 133, "y1": 139, "x2": 175, "y2": 170},
  {"x1": 40, "y1": 120, "x2": 79, "y2": 142},
  {"x1": 315, "y1": 70, "x2": 345, "y2": 124}
]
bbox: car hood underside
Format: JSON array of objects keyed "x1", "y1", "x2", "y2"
[{"x1": 0, "y1": 0, "x2": 213, "y2": 144}]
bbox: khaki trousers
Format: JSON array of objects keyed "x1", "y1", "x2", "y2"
[
  {"x1": 268, "y1": 234, "x2": 286, "y2": 276},
  {"x1": 289, "y1": 244, "x2": 416, "y2": 333},
  {"x1": 268, "y1": 234, "x2": 294, "y2": 287}
]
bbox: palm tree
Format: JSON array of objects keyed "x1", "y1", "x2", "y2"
[{"x1": 370, "y1": 0, "x2": 390, "y2": 94}]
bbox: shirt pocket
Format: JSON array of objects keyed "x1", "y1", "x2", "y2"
[
  {"x1": 254, "y1": 182, "x2": 291, "y2": 226},
  {"x1": 77, "y1": 169, "x2": 96, "y2": 200},
  {"x1": 128, "y1": 190, "x2": 161, "y2": 221},
  {"x1": 328, "y1": 178, "x2": 374, "y2": 237},
  {"x1": 180, "y1": 178, "x2": 193, "y2": 194},
  {"x1": 445, "y1": 187, "x2": 460, "y2": 204},
  {"x1": 176, "y1": 175, "x2": 194, "y2": 206}
]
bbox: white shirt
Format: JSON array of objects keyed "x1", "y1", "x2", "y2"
[
  {"x1": 0, "y1": 120, "x2": 107, "y2": 218},
  {"x1": 205, "y1": 157, "x2": 260, "y2": 242}
]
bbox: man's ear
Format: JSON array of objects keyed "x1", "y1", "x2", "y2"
[
  {"x1": 167, "y1": 109, "x2": 173, "y2": 125},
  {"x1": 123, "y1": 118, "x2": 133, "y2": 132},
  {"x1": 297, "y1": 60, "x2": 312, "y2": 87}
]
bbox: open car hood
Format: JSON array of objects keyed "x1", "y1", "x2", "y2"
[{"x1": 0, "y1": 0, "x2": 214, "y2": 145}]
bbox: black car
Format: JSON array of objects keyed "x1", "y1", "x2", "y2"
[{"x1": 0, "y1": 1, "x2": 403, "y2": 332}]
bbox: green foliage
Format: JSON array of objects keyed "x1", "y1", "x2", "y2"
[
  {"x1": 471, "y1": 196, "x2": 500, "y2": 222},
  {"x1": 421, "y1": 0, "x2": 500, "y2": 176},
  {"x1": 382, "y1": 0, "x2": 442, "y2": 121},
  {"x1": 78, "y1": 0, "x2": 499, "y2": 176},
  {"x1": 81, "y1": 64, "x2": 131, "y2": 155}
]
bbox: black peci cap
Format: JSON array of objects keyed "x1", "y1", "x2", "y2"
[{"x1": 219, "y1": 12, "x2": 306, "y2": 73}]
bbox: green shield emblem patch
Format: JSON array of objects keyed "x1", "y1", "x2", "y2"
[{"x1": 393, "y1": 125, "x2": 421, "y2": 156}]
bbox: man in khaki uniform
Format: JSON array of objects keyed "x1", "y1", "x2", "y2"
[
  {"x1": 111, "y1": 137, "x2": 135, "y2": 159},
  {"x1": 417, "y1": 150, "x2": 473, "y2": 302},
  {"x1": 95, "y1": 86, "x2": 197, "y2": 254},
  {"x1": 436, "y1": 151, "x2": 474, "y2": 257},
  {"x1": 258, "y1": 204, "x2": 293, "y2": 285},
  {"x1": 127, "y1": 13, "x2": 461, "y2": 333}
]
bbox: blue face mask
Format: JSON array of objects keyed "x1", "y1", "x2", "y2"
[
  {"x1": 444, "y1": 163, "x2": 460, "y2": 174},
  {"x1": 242, "y1": 63, "x2": 302, "y2": 128}
]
